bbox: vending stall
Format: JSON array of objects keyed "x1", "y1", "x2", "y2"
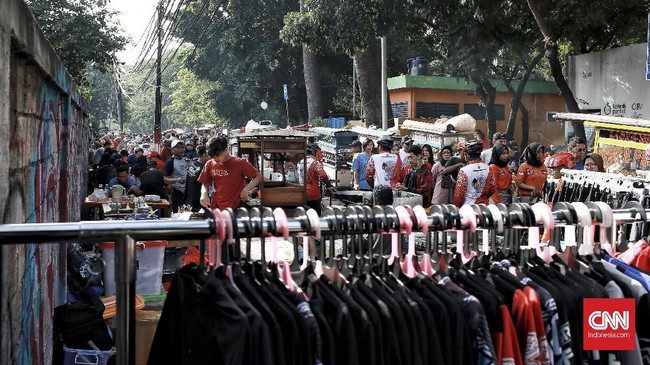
[
  {"x1": 233, "y1": 129, "x2": 317, "y2": 209},
  {"x1": 310, "y1": 127, "x2": 359, "y2": 189},
  {"x1": 555, "y1": 113, "x2": 650, "y2": 176}
]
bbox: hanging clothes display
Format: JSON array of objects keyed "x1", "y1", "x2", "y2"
[{"x1": 147, "y1": 203, "x2": 650, "y2": 365}]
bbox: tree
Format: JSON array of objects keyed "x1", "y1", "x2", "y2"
[
  {"x1": 163, "y1": 67, "x2": 223, "y2": 129},
  {"x1": 525, "y1": 0, "x2": 649, "y2": 141},
  {"x1": 28, "y1": 0, "x2": 127, "y2": 86}
]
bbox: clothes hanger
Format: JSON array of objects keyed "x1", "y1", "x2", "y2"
[
  {"x1": 236, "y1": 207, "x2": 253, "y2": 261},
  {"x1": 224, "y1": 208, "x2": 240, "y2": 262},
  {"x1": 552, "y1": 202, "x2": 579, "y2": 265},
  {"x1": 413, "y1": 205, "x2": 434, "y2": 276},
  {"x1": 529, "y1": 202, "x2": 556, "y2": 263},
  {"x1": 273, "y1": 207, "x2": 302, "y2": 293},
  {"x1": 431, "y1": 205, "x2": 450, "y2": 273},
  {"x1": 354, "y1": 206, "x2": 371, "y2": 275},
  {"x1": 372, "y1": 205, "x2": 388, "y2": 269},
  {"x1": 220, "y1": 209, "x2": 235, "y2": 265},
  {"x1": 591, "y1": 202, "x2": 615, "y2": 256},
  {"x1": 395, "y1": 206, "x2": 417, "y2": 278},
  {"x1": 292, "y1": 207, "x2": 311, "y2": 269},
  {"x1": 456, "y1": 205, "x2": 478, "y2": 265},
  {"x1": 210, "y1": 208, "x2": 225, "y2": 267},
  {"x1": 321, "y1": 206, "x2": 337, "y2": 268}
]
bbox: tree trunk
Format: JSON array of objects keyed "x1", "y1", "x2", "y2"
[
  {"x1": 505, "y1": 50, "x2": 545, "y2": 139},
  {"x1": 546, "y1": 47, "x2": 585, "y2": 140},
  {"x1": 354, "y1": 40, "x2": 382, "y2": 127},
  {"x1": 299, "y1": 0, "x2": 322, "y2": 123},
  {"x1": 302, "y1": 47, "x2": 323, "y2": 123},
  {"x1": 519, "y1": 103, "x2": 530, "y2": 149},
  {"x1": 526, "y1": 0, "x2": 585, "y2": 141},
  {"x1": 475, "y1": 80, "x2": 497, "y2": 144}
]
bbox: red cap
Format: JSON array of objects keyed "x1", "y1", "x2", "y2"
[{"x1": 148, "y1": 151, "x2": 160, "y2": 158}]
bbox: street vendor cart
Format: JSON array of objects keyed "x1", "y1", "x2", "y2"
[
  {"x1": 234, "y1": 129, "x2": 317, "y2": 208},
  {"x1": 310, "y1": 127, "x2": 359, "y2": 189},
  {"x1": 400, "y1": 119, "x2": 475, "y2": 150},
  {"x1": 555, "y1": 113, "x2": 650, "y2": 176}
]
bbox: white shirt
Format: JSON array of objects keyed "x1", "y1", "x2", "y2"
[{"x1": 370, "y1": 153, "x2": 398, "y2": 187}]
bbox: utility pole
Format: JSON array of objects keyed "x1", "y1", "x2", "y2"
[
  {"x1": 380, "y1": 36, "x2": 388, "y2": 130},
  {"x1": 153, "y1": 1, "x2": 163, "y2": 145},
  {"x1": 115, "y1": 63, "x2": 124, "y2": 133}
]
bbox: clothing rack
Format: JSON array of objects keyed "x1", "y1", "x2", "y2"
[
  {"x1": 2, "y1": 204, "x2": 650, "y2": 365},
  {"x1": 552, "y1": 169, "x2": 650, "y2": 206}
]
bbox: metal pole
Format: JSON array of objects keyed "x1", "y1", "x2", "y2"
[
  {"x1": 380, "y1": 36, "x2": 388, "y2": 131},
  {"x1": 153, "y1": 1, "x2": 163, "y2": 145},
  {"x1": 115, "y1": 235, "x2": 136, "y2": 365},
  {"x1": 285, "y1": 99, "x2": 290, "y2": 127},
  {"x1": 352, "y1": 56, "x2": 356, "y2": 119}
]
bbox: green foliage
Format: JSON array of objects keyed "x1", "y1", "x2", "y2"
[
  {"x1": 85, "y1": 66, "x2": 120, "y2": 130},
  {"x1": 28, "y1": 0, "x2": 127, "y2": 85},
  {"x1": 163, "y1": 67, "x2": 223, "y2": 129}
]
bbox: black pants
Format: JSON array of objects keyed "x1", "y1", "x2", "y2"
[
  {"x1": 170, "y1": 188, "x2": 185, "y2": 213},
  {"x1": 306, "y1": 199, "x2": 322, "y2": 216}
]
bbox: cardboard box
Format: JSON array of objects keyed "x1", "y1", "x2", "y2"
[{"x1": 136, "y1": 310, "x2": 161, "y2": 365}]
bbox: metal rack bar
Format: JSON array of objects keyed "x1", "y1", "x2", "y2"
[{"x1": 0, "y1": 204, "x2": 648, "y2": 365}]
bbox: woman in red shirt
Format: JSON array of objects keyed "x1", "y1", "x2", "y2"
[
  {"x1": 489, "y1": 144, "x2": 513, "y2": 204},
  {"x1": 514, "y1": 143, "x2": 547, "y2": 203}
]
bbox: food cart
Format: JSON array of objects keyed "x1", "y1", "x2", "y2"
[
  {"x1": 310, "y1": 127, "x2": 359, "y2": 189},
  {"x1": 234, "y1": 129, "x2": 317, "y2": 209},
  {"x1": 555, "y1": 113, "x2": 650, "y2": 176},
  {"x1": 400, "y1": 119, "x2": 475, "y2": 150}
]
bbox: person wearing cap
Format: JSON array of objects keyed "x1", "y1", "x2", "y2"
[
  {"x1": 298, "y1": 144, "x2": 333, "y2": 215},
  {"x1": 199, "y1": 135, "x2": 262, "y2": 210},
  {"x1": 366, "y1": 136, "x2": 399, "y2": 188},
  {"x1": 183, "y1": 139, "x2": 199, "y2": 160},
  {"x1": 164, "y1": 140, "x2": 192, "y2": 213},
  {"x1": 148, "y1": 150, "x2": 164, "y2": 171},
  {"x1": 399, "y1": 136, "x2": 413, "y2": 165},
  {"x1": 352, "y1": 139, "x2": 374, "y2": 190},
  {"x1": 480, "y1": 132, "x2": 508, "y2": 164},
  {"x1": 453, "y1": 140, "x2": 496, "y2": 207},
  {"x1": 140, "y1": 160, "x2": 166, "y2": 198},
  {"x1": 184, "y1": 145, "x2": 210, "y2": 211}
]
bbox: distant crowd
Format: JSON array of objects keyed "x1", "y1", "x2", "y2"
[{"x1": 352, "y1": 129, "x2": 604, "y2": 209}]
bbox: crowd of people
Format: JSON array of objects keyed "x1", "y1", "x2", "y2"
[
  {"x1": 89, "y1": 130, "x2": 223, "y2": 213},
  {"x1": 351, "y1": 130, "x2": 604, "y2": 210}
]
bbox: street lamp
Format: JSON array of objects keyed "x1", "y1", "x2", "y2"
[{"x1": 260, "y1": 101, "x2": 268, "y2": 110}]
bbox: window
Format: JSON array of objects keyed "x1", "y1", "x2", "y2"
[
  {"x1": 391, "y1": 102, "x2": 409, "y2": 118},
  {"x1": 415, "y1": 102, "x2": 459, "y2": 118},
  {"x1": 464, "y1": 103, "x2": 506, "y2": 120}
]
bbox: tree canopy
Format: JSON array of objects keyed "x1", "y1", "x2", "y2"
[{"x1": 28, "y1": 0, "x2": 127, "y2": 86}]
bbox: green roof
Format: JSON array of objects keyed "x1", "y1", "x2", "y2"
[{"x1": 387, "y1": 75, "x2": 559, "y2": 94}]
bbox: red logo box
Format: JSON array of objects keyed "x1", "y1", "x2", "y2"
[{"x1": 583, "y1": 298, "x2": 635, "y2": 350}]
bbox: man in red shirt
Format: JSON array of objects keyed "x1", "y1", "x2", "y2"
[
  {"x1": 298, "y1": 144, "x2": 333, "y2": 215},
  {"x1": 199, "y1": 136, "x2": 262, "y2": 210}
]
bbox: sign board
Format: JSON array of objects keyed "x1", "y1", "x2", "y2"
[{"x1": 283, "y1": 84, "x2": 288, "y2": 100}]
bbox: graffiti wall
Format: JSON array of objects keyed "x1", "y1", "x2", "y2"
[{"x1": 0, "y1": 0, "x2": 89, "y2": 363}]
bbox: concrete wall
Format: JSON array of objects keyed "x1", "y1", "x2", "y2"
[
  {"x1": 568, "y1": 43, "x2": 649, "y2": 119},
  {"x1": 0, "y1": 0, "x2": 90, "y2": 363}
]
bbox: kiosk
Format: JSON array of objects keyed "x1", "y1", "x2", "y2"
[
  {"x1": 233, "y1": 129, "x2": 318, "y2": 208},
  {"x1": 310, "y1": 127, "x2": 359, "y2": 189},
  {"x1": 555, "y1": 113, "x2": 650, "y2": 176}
]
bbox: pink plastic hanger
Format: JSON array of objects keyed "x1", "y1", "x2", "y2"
[
  {"x1": 272, "y1": 208, "x2": 302, "y2": 292},
  {"x1": 394, "y1": 206, "x2": 417, "y2": 277},
  {"x1": 572, "y1": 202, "x2": 595, "y2": 256},
  {"x1": 456, "y1": 205, "x2": 478, "y2": 264},
  {"x1": 209, "y1": 208, "x2": 225, "y2": 267},
  {"x1": 413, "y1": 206, "x2": 434, "y2": 276}
]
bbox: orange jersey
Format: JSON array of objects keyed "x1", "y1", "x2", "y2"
[{"x1": 514, "y1": 163, "x2": 547, "y2": 196}]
